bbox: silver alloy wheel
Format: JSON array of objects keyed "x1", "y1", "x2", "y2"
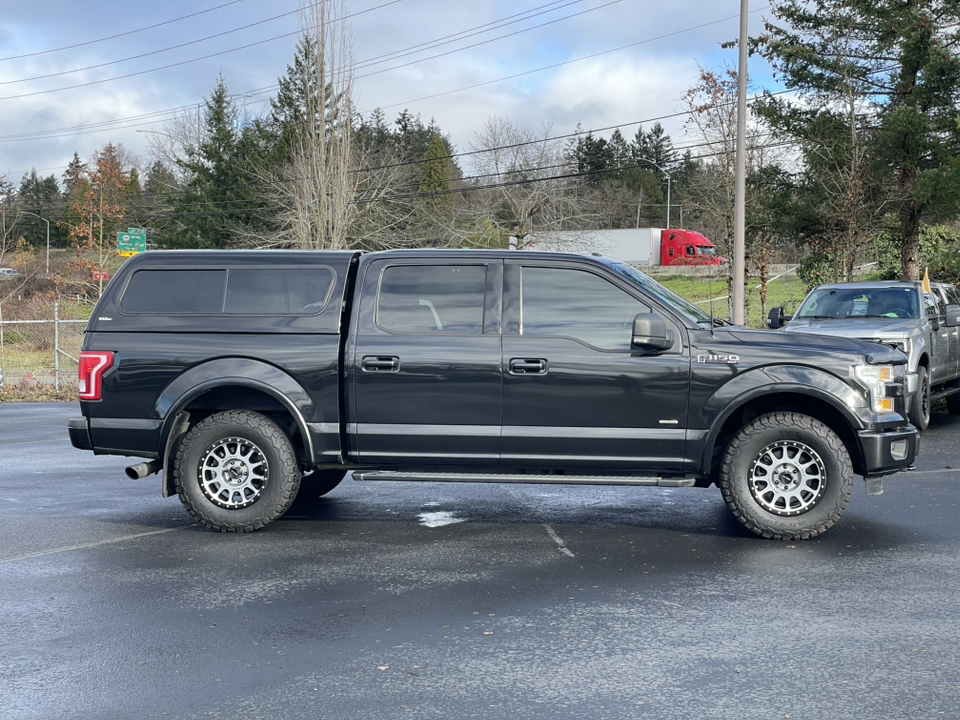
[
  {"x1": 748, "y1": 439, "x2": 826, "y2": 516},
  {"x1": 198, "y1": 436, "x2": 269, "y2": 509}
]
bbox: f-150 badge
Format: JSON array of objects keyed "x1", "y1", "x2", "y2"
[{"x1": 697, "y1": 353, "x2": 740, "y2": 364}]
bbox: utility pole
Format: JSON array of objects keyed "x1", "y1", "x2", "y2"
[{"x1": 732, "y1": 0, "x2": 749, "y2": 325}]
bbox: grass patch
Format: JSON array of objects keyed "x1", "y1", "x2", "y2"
[{"x1": 660, "y1": 272, "x2": 809, "y2": 329}]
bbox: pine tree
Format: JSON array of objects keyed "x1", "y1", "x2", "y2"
[
  {"x1": 174, "y1": 75, "x2": 261, "y2": 248},
  {"x1": 759, "y1": 0, "x2": 960, "y2": 281},
  {"x1": 416, "y1": 133, "x2": 455, "y2": 219},
  {"x1": 17, "y1": 170, "x2": 61, "y2": 249}
]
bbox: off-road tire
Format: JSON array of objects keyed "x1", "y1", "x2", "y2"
[
  {"x1": 719, "y1": 412, "x2": 853, "y2": 540},
  {"x1": 909, "y1": 366, "x2": 930, "y2": 430},
  {"x1": 174, "y1": 410, "x2": 300, "y2": 532}
]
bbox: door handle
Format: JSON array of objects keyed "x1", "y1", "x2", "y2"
[
  {"x1": 509, "y1": 358, "x2": 547, "y2": 375},
  {"x1": 362, "y1": 356, "x2": 399, "y2": 372}
]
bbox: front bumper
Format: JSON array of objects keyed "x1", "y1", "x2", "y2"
[
  {"x1": 68, "y1": 417, "x2": 93, "y2": 451},
  {"x1": 859, "y1": 425, "x2": 919, "y2": 477}
]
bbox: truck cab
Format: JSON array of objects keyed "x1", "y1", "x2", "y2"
[{"x1": 660, "y1": 229, "x2": 725, "y2": 266}]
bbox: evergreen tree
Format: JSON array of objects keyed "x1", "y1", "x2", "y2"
[
  {"x1": 416, "y1": 133, "x2": 455, "y2": 218},
  {"x1": 138, "y1": 161, "x2": 180, "y2": 248},
  {"x1": 61, "y1": 152, "x2": 87, "y2": 197},
  {"x1": 759, "y1": 0, "x2": 960, "y2": 280},
  {"x1": 174, "y1": 76, "x2": 262, "y2": 248},
  {"x1": 17, "y1": 170, "x2": 61, "y2": 249}
]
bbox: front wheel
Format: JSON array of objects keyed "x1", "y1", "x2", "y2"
[
  {"x1": 719, "y1": 412, "x2": 853, "y2": 540},
  {"x1": 174, "y1": 410, "x2": 300, "y2": 532},
  {"x1": 909, "y1": 366, "x2": 930, "y2": 430}
]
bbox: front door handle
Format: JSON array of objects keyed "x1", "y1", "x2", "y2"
[
  {"x1": 362, "y1": 356, "x2": 400, "y2": 372},
  {"x1": 509, "y1": 358, "x2": 547, "y2": 375}
]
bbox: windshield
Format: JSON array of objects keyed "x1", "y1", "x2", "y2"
[
  {"x1": 611, "y1": 263, "x2": 713, "y2": 325},
  {"x1": 697, "y1": 246, "x2": 717, "y2": 256},
  {"x1": 795, "y1": 286, "x2": 919, "y2": 320}
]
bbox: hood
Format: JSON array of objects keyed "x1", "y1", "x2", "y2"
[
  {"x1": 726, "y1": 327, "x2": 907, "y2": 365},
  {"x1": 782, "y1": 317, "x2": 915, "y2": 340}
]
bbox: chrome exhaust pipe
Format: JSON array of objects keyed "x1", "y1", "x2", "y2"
[{"x1": 125, "y1": 460, "x2": 162, "y2": 480}]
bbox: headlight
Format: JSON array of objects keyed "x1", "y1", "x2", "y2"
[
  {"x1": 883, "y1": 338, "x2": 912, "y2": 355},
  {"x1": 852, "y1": 363, "x2": 903, "y2": 414}
]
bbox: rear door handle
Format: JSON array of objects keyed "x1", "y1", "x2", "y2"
[
  {"x1": 362, "y1": 356, "x2": 399, "y2": 372},
  {"x1": 509, "y1": 358, "x2": 547, "y2": 375}
]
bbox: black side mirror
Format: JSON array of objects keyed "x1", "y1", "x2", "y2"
[
  {"x1": 632, "y1": 313, "x2": 674, "y2": 352},
  {"x1": 945, "y1": 304, "x2": 960, "y2": 328},
  {"x1": 767, "y1": 306, "x2": 790, "y2": 329}
]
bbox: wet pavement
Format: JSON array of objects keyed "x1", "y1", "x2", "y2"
[{"x1": 2, "y1": 403, "x2": 960, "y2": 719}]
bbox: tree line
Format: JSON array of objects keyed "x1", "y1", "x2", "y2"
[{"x1": 4, "y1": 0, "x2": 960, "y2": 307}]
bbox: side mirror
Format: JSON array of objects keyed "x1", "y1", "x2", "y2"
[
  {"x1": 632, "y1": 313, "x2": 674, "y2": 352},
  {"x1": 767, "y1": 306, "x2": 790, "y2": 329},
  {"x1": 945, "y1": 304, "x2": 960, "y2": 328}
]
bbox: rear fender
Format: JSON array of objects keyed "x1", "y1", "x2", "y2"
[{"x1": 155, "y1": 359, "x2": 318, "y2": 496}]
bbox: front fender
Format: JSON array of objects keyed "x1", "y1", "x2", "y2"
[{"x1": 697, "y1": 365, "x2": 866, "y2": 474}]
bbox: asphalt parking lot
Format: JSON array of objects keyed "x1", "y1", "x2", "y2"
[{"x1": 3, "y1": 403, "x2": 960, "y2": 720}]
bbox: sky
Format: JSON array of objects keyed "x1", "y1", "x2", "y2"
[{"x1": 0, "y1": 0, "x2": 776, "y2": 186}]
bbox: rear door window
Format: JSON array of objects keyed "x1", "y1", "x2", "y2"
[{"x1": 376, "y1": 265, "x2": 486, "y2": 334}]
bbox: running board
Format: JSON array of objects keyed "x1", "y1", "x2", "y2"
[
  {"x1": 353, "y1": 471, "x2": 696, "y2": 487},
  {"x1": 931, "y1": 386, "x2": 960, "y2": 402}
]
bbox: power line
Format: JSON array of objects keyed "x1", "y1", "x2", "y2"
[
  {"x1": 365, "y1": 8, "x2": 765, "y2": 112},
  {"x1": 1, "y1": 4, "x2": 757, "y2": 145},
  {"x1": 0, "y1": 6, "x2": 304, "y2": 86},
  {"x1": 0, "y1": 1, "x2": 403, "y2": 101},
  {"x1": 30, "y1": 128, "x2": 792, "y2": 222},
  {"x1": 0, "y1": 0, "x2": 247, "y2": 62},
  {"x1": 354, "y1": 0, "x2": 578, "y2": 68},
  {"x1": 354, "y1": 0, "x2": 624, "y2": 80}
]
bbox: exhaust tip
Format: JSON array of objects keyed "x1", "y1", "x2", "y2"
[{"x1": 126, "y1": 460, "x2": 161, "y2": 480}]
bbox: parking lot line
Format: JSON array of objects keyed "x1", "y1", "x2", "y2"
[{"x1": 0, "y1": 525, "x2": 193, "y2": 565}]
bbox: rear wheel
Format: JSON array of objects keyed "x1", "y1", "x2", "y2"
[
  {"x1": 174, "y1": 410, "x2": 300, "y2": 532},
  {"x1": 909, "y1": 366, "x2": 930, "y2": 430},
  {"x1": 719, "y1": 412, "x2": 853, "y2": 540}
]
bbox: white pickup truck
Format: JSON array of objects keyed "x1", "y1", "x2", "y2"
[{"x1": 769, "y1": 281, "x2": 960, "y2": 430}]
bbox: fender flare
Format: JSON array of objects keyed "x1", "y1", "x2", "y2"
[
  {"x1": 154, "y1": 358, "x2": 318, "y2": 496},
  {"x1": 697, "y1": 365, "x2": 866, "y2": 475}
]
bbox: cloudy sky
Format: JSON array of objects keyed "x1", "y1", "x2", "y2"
[{"x1": 0, "y1": 0, "x2": 775, "y2": 185}]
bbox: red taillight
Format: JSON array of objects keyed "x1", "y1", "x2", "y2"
[{"x1": 78, "y1": 351, "x2": 114, "y2": 401}]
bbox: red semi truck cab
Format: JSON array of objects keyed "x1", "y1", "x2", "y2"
[{"x1": 660, "y1": 229, "x2": 726, "y2": 266}]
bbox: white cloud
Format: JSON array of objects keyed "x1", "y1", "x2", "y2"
[{"x1": 0, "y1": 0, "x2": 769, "y2": 183}]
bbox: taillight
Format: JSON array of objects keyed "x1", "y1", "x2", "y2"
[{"x1": 78, "y1": 351, "x2": 114, "y2": 401}]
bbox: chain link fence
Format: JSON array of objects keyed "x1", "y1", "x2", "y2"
[{"x1": 0, "y1": 303, "x2": 86, "y2": 393}]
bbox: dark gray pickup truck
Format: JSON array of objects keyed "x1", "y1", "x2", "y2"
[{"x1": 70, "y1": 249, "x2": 918, "y2": 540}]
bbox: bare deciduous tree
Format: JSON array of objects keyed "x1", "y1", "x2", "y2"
[
  {"x1": 682, "y1": 65, "x2": 785, "y2": 317},
  {"x1": 280, "y1": 0, "x2": 357, "y2": 250},
  {"x1": 464, "y1": 117, "x2": 592, "y2": 249}
]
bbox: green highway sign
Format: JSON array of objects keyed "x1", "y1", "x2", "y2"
[{"x1": 117, "y1": 228, "x2": 146, "y2": 257}]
